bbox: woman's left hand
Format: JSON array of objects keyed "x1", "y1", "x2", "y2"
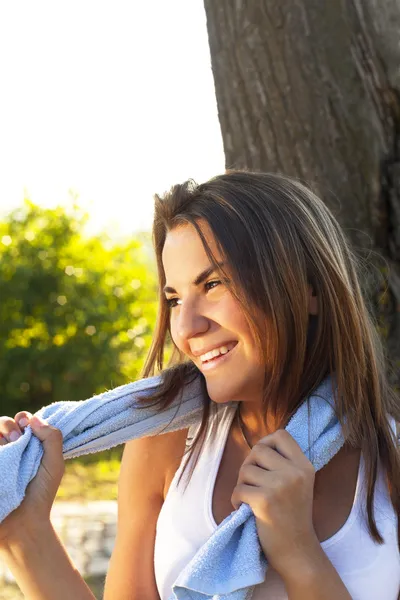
[
  {"x1": 231, "y1": 429, "x2": 322, "y2": 579},
  {"x1": 0, "y1": 415, "x2": 65, "y2": 548}
]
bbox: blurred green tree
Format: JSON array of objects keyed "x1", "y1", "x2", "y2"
[{"x1": 0, "y1": 200, "x2": 158, "y2": 416}]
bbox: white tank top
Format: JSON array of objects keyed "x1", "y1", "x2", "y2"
[{"x1": 154, "y1": 403, "x2": 400, "y2": 599}]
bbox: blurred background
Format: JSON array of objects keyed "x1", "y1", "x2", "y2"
[{"x1": 1, "y1": 0, "x2": 399, "y2": 597}]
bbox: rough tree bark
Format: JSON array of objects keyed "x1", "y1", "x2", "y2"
[{"x1": 204, "y1": 0, "x2": 400, "y2": 388}]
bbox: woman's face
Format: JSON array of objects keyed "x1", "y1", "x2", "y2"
[{"x1": 162, "y1": 220, "x2": 265, "y2": 405}]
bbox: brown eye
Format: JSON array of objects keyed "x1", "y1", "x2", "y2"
[
  {"x1": 166, "y1": 297, "x2": 180, "y2": 308},
  {"x1": 205, "y1": 280, "x2": 221, "y2": 291},
  {"x1": 165, "y1": 280, "x2": 224, "y2": 309}
]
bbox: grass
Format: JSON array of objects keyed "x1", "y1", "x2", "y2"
[{"x1": 56, "y1": 446, "x2": 123, "y2": 502}]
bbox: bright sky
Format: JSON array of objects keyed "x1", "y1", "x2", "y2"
[{"x1": 0, "y1": 1, "x2": 225, "y2": 237}]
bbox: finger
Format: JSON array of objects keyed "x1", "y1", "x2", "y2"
[
  {"x1": 258, "y1": 429, "x2": 309, "y2": 466},
  {"x1": 14, "y1": 411, "x2": 33, "y2": 429},
  {"x1": 0, "y1": 412, "x2": 44, "y2": 443},
  {"x1": 231, "y1": 482, "x2": 263, "y2": 511},
  {"x1": 236, "y1": 463, "x2": 269, "y2": 488},
  {"x1": 239, "y1": 445, "x2": 287, "y2": 476},
  {"x1": 0, "y1": 417, "x2": 23, "y2": 442},
  {"x1": 30, "y1": 416, "x2": 65, "y2": 479}
]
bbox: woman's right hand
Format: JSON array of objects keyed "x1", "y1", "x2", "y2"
[
  {"x1": 0, "y1": 411, "x2": 33, "y2": 445},
  {"x1": 0, "y1": 411, "x2": 65, "y2": 548}
]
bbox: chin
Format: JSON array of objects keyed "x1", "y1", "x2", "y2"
[{"x1": 204, "y1": 380, "x2": 242, "y2": 404}]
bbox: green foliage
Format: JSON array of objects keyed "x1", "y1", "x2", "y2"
[{"x1": 0, "y1": 200, "x2": 158, "y2": 416}]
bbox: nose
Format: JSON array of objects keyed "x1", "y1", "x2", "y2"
[{"x1": 175, "y1": 298, "x2": 209, "y2": 342}]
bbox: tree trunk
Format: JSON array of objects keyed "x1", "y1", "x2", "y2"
[{"x1": 204, "y1": 0, "x2": 400, "y2": 388}]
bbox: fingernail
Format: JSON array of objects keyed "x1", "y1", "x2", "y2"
[
  {"x1": 19, "y1": 418, "x2": 29, "y2": 427},
  {"x1": 9, "y1": 431, "x2": 21, "y2": 442}
]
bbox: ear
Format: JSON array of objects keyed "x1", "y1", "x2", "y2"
[{"x1": 308, "y1": 285, "x2": 318, "y2": 315}]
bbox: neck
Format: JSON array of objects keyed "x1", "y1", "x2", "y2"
[{"x1": 237, "y1": 400, "x2": 282, "y2": 447}]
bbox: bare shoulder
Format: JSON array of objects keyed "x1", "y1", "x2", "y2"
[
  {"x1": 120, "y1": 427, "x2": 190, "y2": 501},
  {"x1": 313, "y1": 442, "x2": 361, "y2": 542},
  {"x1": 103, "y1": 428, "x2": 190, "y2": 600},
  {"x1": 156, "y1": 427, "x2": 190, "y2": 499},
  {"x1": 314, "y1": 441, "x2": 361, "y2": 487}
]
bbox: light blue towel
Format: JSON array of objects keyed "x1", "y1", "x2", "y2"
[{"x1": 0, "y1": 372, "x2": 346, "y2": 599}]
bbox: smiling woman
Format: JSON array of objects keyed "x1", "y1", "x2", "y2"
[
  {"x1": 137, "y1": 170, "x2": 400, "y2": 599},
  {"x1": 161, "y1": 220, "x2": 268, "y2": 408},
  {"x1": 0, "y1": 171, "x2": 399, "y2": 600}
]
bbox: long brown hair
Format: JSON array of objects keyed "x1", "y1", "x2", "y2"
[{"x1": 139, "y1": 171, "x2": 400, "y2": 548}]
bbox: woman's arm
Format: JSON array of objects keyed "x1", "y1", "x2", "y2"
[
  {"x1": 231, "y1": 429, "x2": 353, "y2": 599},
  {"x1": 0, "y1": 416, "x2": 95, "y2": 599},
  {"x1": 0, "y1": 520, "x2": 95, "y2": 600},
  {"x1": 280, "y1": 545, "x2": 352, "y2": 599}
]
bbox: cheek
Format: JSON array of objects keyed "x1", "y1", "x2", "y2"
[
  {"x1": 230, "y1": 307, "x2": 265, "y2": 363},
  {"x1": 227, "y1": 300, "x2": 253, "y2": 338},
  {"x1": 169, "y1": 315, "x2": 181, "y2": 349}
]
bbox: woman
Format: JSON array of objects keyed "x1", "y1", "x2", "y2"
[{"x1": 0, "y1": 171, "x2": 399, "y2": 599}]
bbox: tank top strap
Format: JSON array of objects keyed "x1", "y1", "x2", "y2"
[
  {"x1": 185, "y1": 421, "x2": 200, "y2": 448},
  {"x1": 185, "y1": 401, "x2": 238, "y2": 449}
]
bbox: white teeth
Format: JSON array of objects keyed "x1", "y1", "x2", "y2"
[{"x1": 200, "y1": 342, "x2": 236, "y2": 363}]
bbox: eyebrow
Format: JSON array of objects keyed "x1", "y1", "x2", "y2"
[{"x1": 163, "y1": 262, "x2": 225, "y2": 295}]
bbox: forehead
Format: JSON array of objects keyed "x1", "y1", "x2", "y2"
[{"x1": 162, "y1": 221, "x2": 221, "y2": 276}]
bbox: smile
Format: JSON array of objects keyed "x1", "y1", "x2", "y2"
[{"x1": 200, "y1": 342, "x2": 238, "y2": 372}]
